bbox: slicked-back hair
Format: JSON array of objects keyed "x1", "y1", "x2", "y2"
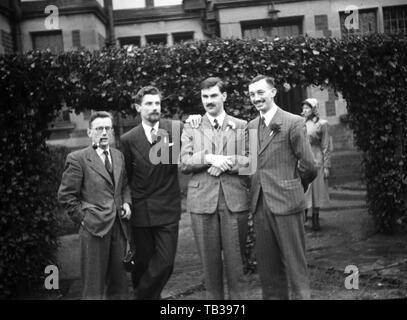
[
  {"x1": 133, "y1": 85, "x2": 162, "y2": 105},
  {"x1": 89, "y1": 111, "x2": 113, "y2": 128},
  {"x1": 249, "y1": 75, "x2": 276, "y2": 88},
  {"x1": 200, "y1": 77, "x2": 227, "y2": 93}
]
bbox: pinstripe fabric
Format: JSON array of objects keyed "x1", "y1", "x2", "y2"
[
  {"x1": 247, "y1": 107, "x2": 317, "y2": 300},
  {"x1": 254, "y1": 192, "x2": 310, "y2": 300},
  {"x1": 191, "y1": 188, "x2": 248, "y2": 300},
  {"x1": 247, "y1": 108, "x2": 317, "y2": 215}
]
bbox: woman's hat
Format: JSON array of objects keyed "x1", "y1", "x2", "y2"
[{"x1": 302, "y1": 98, "x2": 319, "y2": 109}]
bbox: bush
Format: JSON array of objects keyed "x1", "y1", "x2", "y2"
[
  {"x1": 0, "y1": 52, "x2": 68, "y2": 298},
  {"x1": 45, "y1": 146, "x2": 79, "y2": 237},
  {"x1": 1, "y1": 35, "x2": 406, "y2": 296}
]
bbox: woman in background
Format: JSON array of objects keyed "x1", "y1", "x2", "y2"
[{"x1": 301, "y1": 98, "x2": 331, "y2": 231}]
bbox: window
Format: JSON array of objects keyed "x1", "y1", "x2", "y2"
[
  {"x1": 119, "y1": 36, "x2": 141, "y2": 47},
  {"x1": 1, "y1": 30, "x2": 13, "y2": 55},
  {"x1": 145, "y1": 34, "x2": 167, "y2": 45},
  {"x1": 172, "y1": 32, "x2": 194, "y2": 44},
  {"x1": 384, "y1": 5, "x2": 407, "y2": 35},
  {"x1": 112, "y1": 0, "x2": 144, "y2": 9},
  {"x1": 72, "y1": 30, "x2": 81, "y2": 48},
  {"x1": 241, "y1": 17, "x2": 303, "y2": 40},
  {"x1": 32, "y1": 30, "x2": 64, "y2": 54},
  {"x1": 154, "y1": 0, "x2": 182, "y2": 6},
  {"x1": 340, "y1": 8, "x2": 378, "y2": 37}
]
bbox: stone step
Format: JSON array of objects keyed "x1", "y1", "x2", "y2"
[{"x1": 329, "y1": 189, "x2": 366, "y2": 201}]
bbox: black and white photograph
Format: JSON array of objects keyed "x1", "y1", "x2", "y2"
[{"x1": 0, "y1": 0, "x2": 406, "y2": 309}]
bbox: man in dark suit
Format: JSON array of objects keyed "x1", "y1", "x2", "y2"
[
  {"x1": 247, "y1": 75, "x2": 317, "y2": 300},
  {"x1": 120, "y1": 86, "x2": 184, "y2": 300},
  {"x1": 58, "y1": 111, "x2": 132, "y2": 300}
]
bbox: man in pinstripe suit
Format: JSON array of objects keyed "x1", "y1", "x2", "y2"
[{"x1": 247, "y1": 75, "x2": 317, "y2": 299}]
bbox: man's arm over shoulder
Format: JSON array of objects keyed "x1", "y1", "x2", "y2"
[
  {"x1": 57, "y1": 151, "x2": 84, "y2": 225},
  {"x1": 289, "y1": 117, "x2": 317, "y2": 189}
]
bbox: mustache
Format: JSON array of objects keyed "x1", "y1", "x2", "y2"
[
  {"x1": 206, "y1": 103, "x2": 216, "y2": 108},
  {"x1": 253, "y1": 100, "x2": 265, "y2": 105},
  {"x1": 148, "y1": 111, "x2": 160, "y2": 115}
]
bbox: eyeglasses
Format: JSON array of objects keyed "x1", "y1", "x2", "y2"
[{"x1": 93, "y1": 126, "x2": 112, "y2": 133}]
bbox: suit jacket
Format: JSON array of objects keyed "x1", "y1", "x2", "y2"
[
  {"x1": 180, "y1": 113, "x2": 250, "y2": 214},
  {"x1": 247, "y1": 107, "x2": 317, "y2": 215},
  {"x1": 58, "y1": 146, "x2": 132, "y2": 238},
  {"x1": 120, "y1": 119, "x2": 183, "y2": 227}
]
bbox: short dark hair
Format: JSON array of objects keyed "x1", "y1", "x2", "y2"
[
  {"x1": 89, "y1": 111, "x2": 113, "y2": 128},
  {"x1": 200, "y1": 77, "x2": 226, "y2": 93},
  {"x1": 133, "y1": 85, "x2": 161, "y2": 105},
  {"x1": 249, "y1": 75, "x2": 276, "y2": 88}
]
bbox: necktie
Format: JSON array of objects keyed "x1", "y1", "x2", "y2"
[
  {"x1": 259, "y1": 116, "x2": 268, "y2": 145},
  {"x1": 103, "y1": 150, "x2": 114, "y2": 183},
  {"x1": 151, "y1": 127, "x2": 158, "y2": 145},
  {"x1": 261, "y1": 116, "x2": 267, "y2": 128},
  {"x1": 213, "y1": 118, "x2": 220, "y2": 130}
]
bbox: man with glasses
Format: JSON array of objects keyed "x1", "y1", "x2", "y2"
[{"x1": 58, "y1": 111, "x2": 132, "y2": 299}]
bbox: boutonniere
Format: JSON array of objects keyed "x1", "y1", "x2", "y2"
[
  {"x1": 225, "y1": 121, "x2": 236, "y2": 131},
  {"x1": 269, "y1": 123, "x2": 281, "y2": 136}
]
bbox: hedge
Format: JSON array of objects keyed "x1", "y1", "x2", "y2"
[{"x1": 1, "y1": 34, "x2": 406, "y2": 296}]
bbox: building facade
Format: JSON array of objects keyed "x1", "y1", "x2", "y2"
[{"x1": 2, "y1": 0, "x2": 406, "y2": 149}]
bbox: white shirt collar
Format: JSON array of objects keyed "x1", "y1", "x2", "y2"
[
  {"x1": 142, "y1": 121, "x2": 159, "y2": 143},
  {"x1": 206, "y1": 111, "x2": 226, "y2": 128},
  {"x1": 95, "y1": 146, "x2": 110, "y2": 157},
  {"x1": 95, "y1": 146, "x2": 111, "y2": 163},
  {"x1": 260, "y1": 103, "x2": 278, "y2": 127}
]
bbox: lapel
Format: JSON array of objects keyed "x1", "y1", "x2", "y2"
[
  {"x1": 85, "y1": 146, "x2": 114, "y2": 187},
  {"x1": 252, "y1": 116, "x2": 261, "y2": 154},
  {"x1": 110, "y1": 148, "x2": 121, "y2": 191},
  {"x1": 201, "y1": 114, "x2": 216, "y2": 152},
  {"x1": 220, "y1": 114, "x2": 235, "y2": 154},
  {"x1": 258, "y1": 107, "x2": 284, "y2": 155},
  {"x1": 132, "y1": 124, "x2": 153, "y2": 165}
]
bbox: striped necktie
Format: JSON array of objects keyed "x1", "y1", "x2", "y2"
[{"x1": 103, "y1": 150, "x2": 114, "y2": 184}]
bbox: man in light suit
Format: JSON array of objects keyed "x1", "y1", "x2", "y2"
[
  {"x1": 58, "y1": 111, "x2": 132, "y2": 300},
  {"x1": 120, "y1": 86, "x2": 184, "y2": 300},
  {"x1": 247, "y1": 75, "x2": 317, "y2": 300},
  {"x1": 180, "y1": 77, "x2": 250, "y2": 299}
]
